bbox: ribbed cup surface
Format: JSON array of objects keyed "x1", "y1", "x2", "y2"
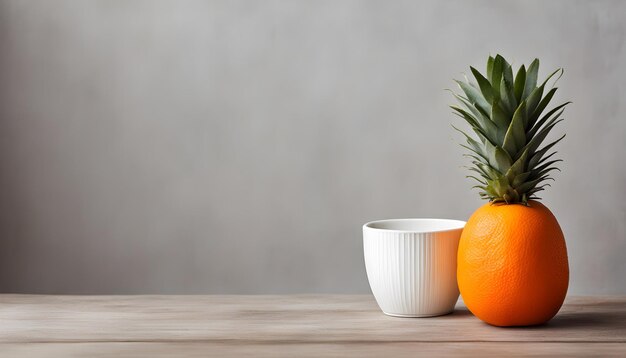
[{"x1": 363, "y1": 219, "x2": 464, "y2": 317}]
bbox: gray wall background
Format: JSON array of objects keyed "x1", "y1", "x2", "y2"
[{"x1": 0, "y1": 0, "x2": 624, "y2": 294}]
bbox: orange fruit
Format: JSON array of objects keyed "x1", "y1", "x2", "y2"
[{"x1": 457, "y1": 200, "x2": 569, "y2": 327}]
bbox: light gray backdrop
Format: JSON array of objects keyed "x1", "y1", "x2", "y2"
[{"x1": 0, "y1": 0, "x2": 624, "y2": 294}]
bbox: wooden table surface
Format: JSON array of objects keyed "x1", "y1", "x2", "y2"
[{"x1": 0, "y1": 295, "x2": 624, "y2": 357}]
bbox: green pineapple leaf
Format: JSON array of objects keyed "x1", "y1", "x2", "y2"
[
  {"x1": 450, "y1": 54, "x2": 569, "y2": 204},
  {"x1": 514, "y1": 65, "x2": 526, "y2": 103},
  {"x1": 522, "y1": 58, "x2": 540, "y2": 100}
]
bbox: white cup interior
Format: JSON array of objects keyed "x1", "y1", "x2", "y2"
[{"x1": 364, "y1": 218, "x2": 465, "y2": 233}]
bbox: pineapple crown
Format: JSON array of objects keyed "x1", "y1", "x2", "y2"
[{"x1": 450, "y1": 55, "x2": 570, "y2": 205}]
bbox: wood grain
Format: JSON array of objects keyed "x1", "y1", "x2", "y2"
[
  {"x1": 0, "y1": 295, "x2": 625, "y2": 356},
  {"x1": 1, "y1": 342, "x2": 625, "y2": 358}
]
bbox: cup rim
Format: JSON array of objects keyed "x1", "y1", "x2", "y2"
[{"x1": 363, "y1": 218, "x2": 466, "y2": 234}]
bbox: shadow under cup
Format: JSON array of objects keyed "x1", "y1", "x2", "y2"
[{"x1": 363, "y1": 218, "x2": 466, "y2": 317}]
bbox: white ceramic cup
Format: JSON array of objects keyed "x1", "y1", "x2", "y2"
[{"x1": 363, "y1": 218, "x2": 466, "y2": 317}]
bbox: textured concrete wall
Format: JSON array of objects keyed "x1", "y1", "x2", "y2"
[{"x1": 0, "y1": 0, "x2": 624, "y2": 294}]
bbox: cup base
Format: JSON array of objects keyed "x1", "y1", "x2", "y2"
[{"x1": 382, "y1": 309, "x2": 454, "y2": 318}]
